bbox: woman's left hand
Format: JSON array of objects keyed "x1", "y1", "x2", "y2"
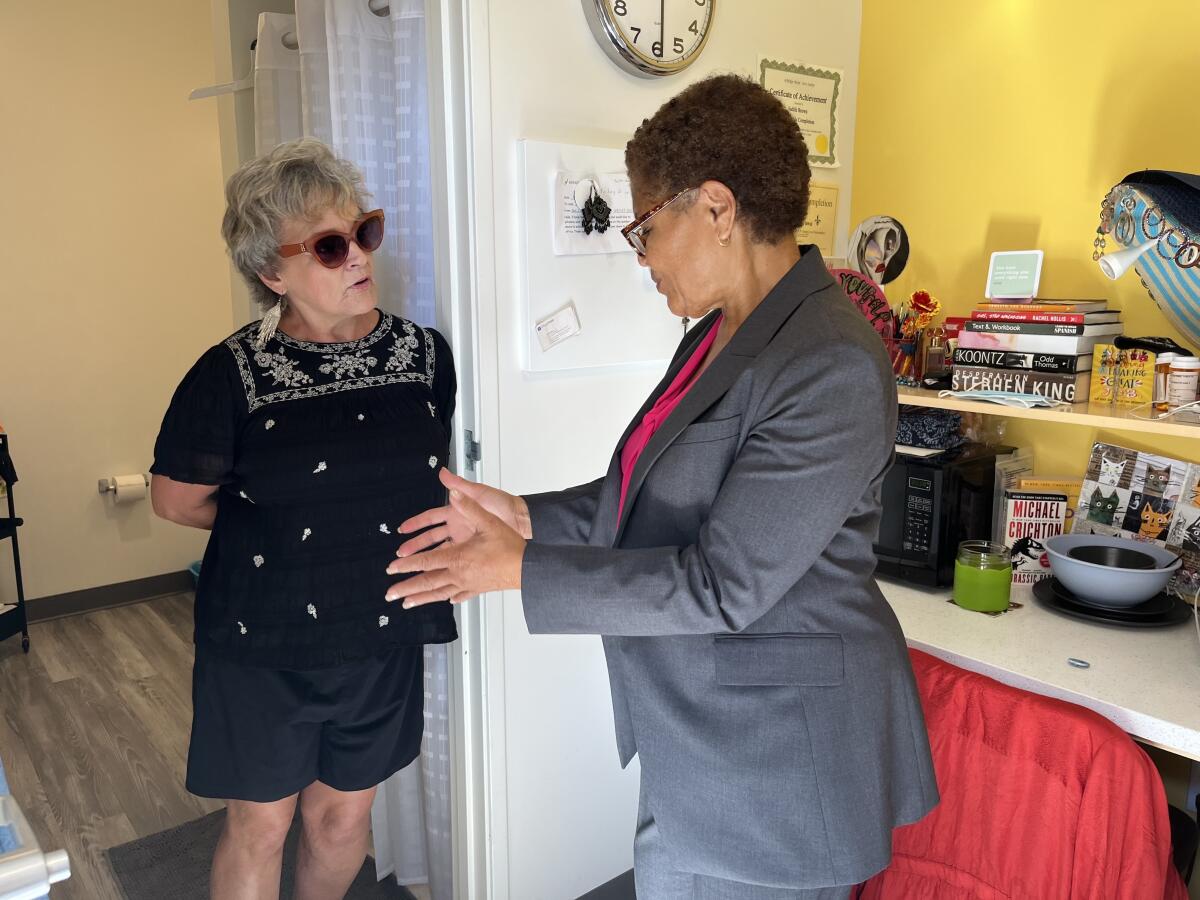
[{"x1": 385, "y1": 489, "x2": 526, "y2": 607}]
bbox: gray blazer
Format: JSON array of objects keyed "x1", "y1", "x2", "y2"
[{"x1": 521, "y1": 248, "x2": 938, "y2": 888}]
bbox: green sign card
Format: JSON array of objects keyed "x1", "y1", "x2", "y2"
[{"x1": 985, "y1": 250, "x2": 1044, "y2": 299}]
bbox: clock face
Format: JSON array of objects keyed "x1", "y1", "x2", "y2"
[{"x1": 583, "y1": 0, "x2": 715, "y2": 78}]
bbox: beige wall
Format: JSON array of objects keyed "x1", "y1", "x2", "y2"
[{"x1": 0, "y1": 3, "x2": 233, "y2": 602}]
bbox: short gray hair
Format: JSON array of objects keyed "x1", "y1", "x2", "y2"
[{"x1": 221, "y1": 139, "x2": 372, "y2": 308}]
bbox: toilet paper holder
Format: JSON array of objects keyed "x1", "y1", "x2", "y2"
[{"x1": 97, "y1": 474, "x2": 150, "y2": 495}]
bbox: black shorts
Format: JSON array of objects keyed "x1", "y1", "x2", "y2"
[{"x1": 187, "y1": 647, "x2": 424, "y2": 802}]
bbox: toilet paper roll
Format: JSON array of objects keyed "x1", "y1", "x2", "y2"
[{"x1": 112, "y1": 474, "x2": 147, "y2": 505}]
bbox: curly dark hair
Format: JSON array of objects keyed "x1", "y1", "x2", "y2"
[{"x1": 625, "y1": 74, "x2": 811, "y2": 244}]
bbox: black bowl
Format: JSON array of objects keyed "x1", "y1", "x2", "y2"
[{"x1": 1067, "y1": 544, "x2": 1157, "y2": 570}]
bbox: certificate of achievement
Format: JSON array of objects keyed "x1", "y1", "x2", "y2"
[{"x1": 759, "y1": 58, "x2": 842, "y2": 168}]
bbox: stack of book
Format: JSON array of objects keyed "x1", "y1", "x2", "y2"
[{"x1": 951, "y1": 299, "x2": 1121, "y2": 403}]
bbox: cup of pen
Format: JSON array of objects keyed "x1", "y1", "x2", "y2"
[{"x1": 953, "y1": 540, "x2": 1012, "y2": 612}]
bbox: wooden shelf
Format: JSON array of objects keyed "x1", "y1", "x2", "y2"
[{"x1": 897, "y1": 386, "x2": 1200, "y2": 440}]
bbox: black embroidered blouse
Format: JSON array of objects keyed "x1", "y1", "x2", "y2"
[{"x1": 152, "y1": 310, "x2": 458, "y2": 669}]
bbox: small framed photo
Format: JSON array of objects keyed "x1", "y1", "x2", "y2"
[{"x1": 985, "y1": 250, "x2": 1044, "y2": 300}]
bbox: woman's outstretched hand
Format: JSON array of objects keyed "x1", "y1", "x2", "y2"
[
  {"x1": 394, "y1": 468, "x2": 531, "y2": 558},
  {"x1": 386, "y1": 487, "x2": 525, "y2": 607}
]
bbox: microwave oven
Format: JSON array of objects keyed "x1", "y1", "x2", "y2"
[{"x1": 874, "y1": 443, "x2": 1008, "y2": 587}]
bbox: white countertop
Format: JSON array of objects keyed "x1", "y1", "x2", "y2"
[{"x1": 879, "y1": 577, "x2": 1200, "y2": 761}]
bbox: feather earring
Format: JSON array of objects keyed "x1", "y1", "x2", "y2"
[{"x1": 254, "y1": 294, "x2": 286, "y2": 350}]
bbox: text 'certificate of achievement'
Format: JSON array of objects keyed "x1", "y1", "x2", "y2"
[{"x1": 759, "y1": 58, "x2": 842, "y2": 168}]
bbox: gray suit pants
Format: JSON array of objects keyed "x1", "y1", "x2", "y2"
[{"x1": 634, "y1": 785, "x2": 854, "y2": 900}]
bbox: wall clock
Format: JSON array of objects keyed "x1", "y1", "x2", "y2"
[{"x1": 581, "y1": 0, "x2": 715, "y2": 78}]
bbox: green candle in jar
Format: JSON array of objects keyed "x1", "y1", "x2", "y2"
[{"x1": 953, "y1": 540, "x2": 1012, "y2": 612}]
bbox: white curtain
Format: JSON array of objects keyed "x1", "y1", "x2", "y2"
[
  {"x1": 253, "y1": 5, "x2": 450, "y2": 897},
  {"x1": 252, "y1": 14, "x2": 302, "y2": 154}
]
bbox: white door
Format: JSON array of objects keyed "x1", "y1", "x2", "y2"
[{"x1": 429, "y1": 2, "x2": 867, "y2": 898}]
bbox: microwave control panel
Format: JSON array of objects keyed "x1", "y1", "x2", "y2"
[{"x1": 902, "y1": 474, "x2": 935, "y2": 554}]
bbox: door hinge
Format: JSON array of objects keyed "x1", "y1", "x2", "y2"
[{"x1": 464, "y1": 429, "x2": 482, "y2": 472}]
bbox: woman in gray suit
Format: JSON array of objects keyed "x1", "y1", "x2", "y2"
[{"x1": 387, "y1": 75, "x2": 938, "y2": 898}]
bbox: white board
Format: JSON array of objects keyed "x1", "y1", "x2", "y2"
[{"x1": 518, "y1": 139, "x2": 684, "y2": 372}]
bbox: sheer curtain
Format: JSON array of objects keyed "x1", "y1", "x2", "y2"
[{"x1": 253, "y1": 4, "x2": 450, "y2": 897}]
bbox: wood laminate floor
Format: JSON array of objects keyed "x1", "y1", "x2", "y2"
[{"x1": 0, "y1": 594, "x2": 432, "y2": 900}]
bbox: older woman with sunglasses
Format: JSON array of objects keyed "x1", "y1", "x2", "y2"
[
  {"x1": 386, "y1": 76, "x2": 937, "y2": 897},
  {"x1": 151, "y1": 139, "x2": 456, "y2": 900}
]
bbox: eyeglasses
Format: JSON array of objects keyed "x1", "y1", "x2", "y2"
[
  {"x1": 277, "y1": 209, "x2": 385, "y2": 269},
  {"x1": 621, "y1": 188, "x2": 695, "y2": 256}
]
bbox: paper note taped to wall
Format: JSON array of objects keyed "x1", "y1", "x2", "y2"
[
  {"x1": 759, "y1": 58, "x2": 842, "y2": 168},
  {"x1": 535, "y1": 303, "x2": 582, "y2": 352},
  {"x1": 553, "y1": 172, "x2": 635, "y2": 255}
]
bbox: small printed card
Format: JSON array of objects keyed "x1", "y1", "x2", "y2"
[
  {"x1": 985, "y1": 250, "x2": 1044, "y2": 300},
  {"x1": 534, "y1": 303, "x2": 582, "y2": 352}
]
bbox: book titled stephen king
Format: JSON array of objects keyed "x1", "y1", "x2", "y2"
[
  {"x1": 952, "y1": 366, "x2": 1090, "y2": 402},
  {"x1": 953, "y1": 347, "x2": 1091, "y2": 374},
  {"x1": 1002, "y1": 490, "x2": 1068, "y2": 588},
  {"x1": 963, "y1": 321, "x2": 1123, "y2": 337}
]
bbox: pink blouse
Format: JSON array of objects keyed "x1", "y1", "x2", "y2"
[{"x1": 618, "y1": 316, "x2": 723, "y2": 518}]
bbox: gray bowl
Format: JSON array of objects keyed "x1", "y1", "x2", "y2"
[
  {"x1": 1044, "y1": 534, "x2": 1180, "y2": 608},
  {"x1": 1067, "y1": 544, "x2": 1156, "y2": 569}
]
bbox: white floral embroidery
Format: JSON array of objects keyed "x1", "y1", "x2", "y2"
[
  {"x1": 379, "y1": 523, "x2": 390, "y2": 534},
  {"x1": 427, "y1": 402, "x2": 436, "y2": 418},
  {"x1": 318, "y1": 350, "x2": 378, "y2": 381},
  {"x1": 428, "y1": 456, "x2": 438, "y2": 468},
  {"x1": 378, "y1": 615, "x2": 389, "y2": 627},
  {"x1": 313, "y1": 461, "x2": 327, "y2": 474},
  {"x1": 302, "y1": 528, "x2": 312, "y2": 541},
  {"x1": 265, "y1": 419, "x2": 275, "y2": 430},
  {"x1": 252, "y1": 555, "x2": 264, "y2": 568},
  {"x1": 239, "y1": 490, "x2": 249, "y2": 499},
  {"x1": 253, "y1": 349, "x2": 314, "y2": 388},
  {"x1": 385, "y1": 321, "x2": 420, "y2": 372},
  {"x1": 307, "y1": 603, "x2": 317, "y2": 619},
  {"x1": 238, "y1": 621, "x2": 247, "y2": 634},
  {"x1": 357, "y1": 413, "x2": 365, "y2": 421},
  {"x1": 225, "y1": 314, "x2": 435, "y2": 412}
]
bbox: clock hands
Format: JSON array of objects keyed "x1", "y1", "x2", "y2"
[{"x1": 660, "y1": 0, "x2": 665, "y2": 57}]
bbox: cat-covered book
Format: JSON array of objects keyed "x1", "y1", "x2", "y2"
[
  {"x1": 1002, "y1": 490, "x2": 1068, "y2": 588},
  {"x1": 1072, "y1": 441, "x2": 1200, "y2": 602}
]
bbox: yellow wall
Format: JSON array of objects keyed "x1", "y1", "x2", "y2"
[
  {"x1": 854, "y1": 0, "x2": 1200, "y2": 474},
  {"x1": 0, "y1": 3, "x2": 232, "y2": 601},
  {"x1": 854, "y1": 4, "x2": 1200, "y2": 866}
]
